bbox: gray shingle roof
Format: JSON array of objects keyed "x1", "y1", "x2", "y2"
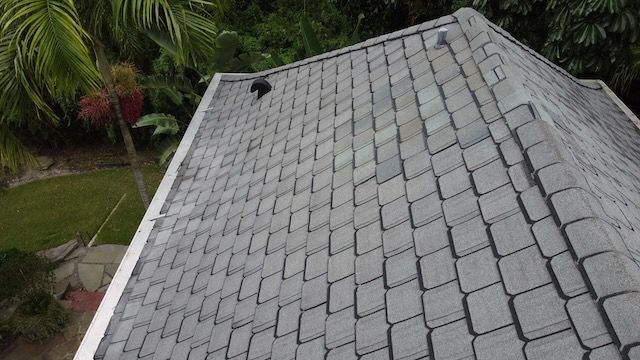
[{"x1": 89, "y1": 7, "x2": 640, "y2": 360}]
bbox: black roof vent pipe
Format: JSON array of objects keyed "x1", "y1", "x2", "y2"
[{"x1": 251, "y1": 78, "x2": 272, "y2": 99}]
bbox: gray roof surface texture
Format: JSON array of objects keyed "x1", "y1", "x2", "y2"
[{"x1": 94, "y1": 8, "x2": 640, "y2": 360}]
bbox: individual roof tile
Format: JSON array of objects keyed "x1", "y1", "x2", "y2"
[
  {"x1": 566, "y1": 293, "x2": 611, "y2": 349},
  {"x1": 382, "y1": 220, "x2": 414, "y2": 257},
  {"x1": 422, "y1": 280, "x2": 465, "y2": 328},
  {"x1": 438, "y1": 165, "x2": 471, "y2": 198},
  {"x1": 490, "y1": 212, "x2": 535, "y2": 256},
  {"x1": 531, "y1": 216, "x2": 567, "y2": 258},
  {"x1": 524, "y1": 329, "x2": 586, "y2": 360},
  {"x1": 356, "y1": 221, "x2": 383, "y2": 255},
  {"x1": 355, "y1": 247, "x2": 384, "y2": 285},
  {"x1": 304, "y1": 247, "x2": 329, "y2": 280},
  {"x1": 325, "y1": 307, "x2": 356, "y2": 349},
  {"x1": 228, "y1": 323, "x2": 253, "y2": 358},
  {"x1": 330, "y1": 224, "x2": 355, "y2": 255},
  {"x1": 467, "y1": 283, "x2": 512, "y2": 334},
  {"x1": 472, "y1": 159, "x2": 510, "y2": 194},
  {"x1": 385, "y1": 248, "x2": 418, "y2": 287},
  {"x1": 380, "y1": 196, "x2": 410, "y2": 229},
  {"x1": 329, "y1": 275, "x2": 355, "y2": 313},
  {"x1": 442, "y1": 188, "x2": 480, "y2": 227},
  {"x1": 248, "y1": 328, "x2": 275, "y2": 360},
  {"x1": 376, "y1": 155, "x2": 403, "y2": 183},
  {"x1": 513, "y1": 284, "x2": 570, "y2": 340},
  {"x1": 431, "y1": 319, "x2": 475, "y2": 359},
  {"x1": 385, "y1": 279, "x2": 423, "y2": 323},
  {"x1": 406, "y1": 170, "x2": 437, "y2": 202},
  {"x1": 301, "y1": 273, "x2": 328, "y2": 310},
  {"x1": 549, "y1": 251, "x2": 587, "y2": 297},
  {"x1": 402, "y1": 150, "x2": 432, "y2": 178},
  {"x1": 355, "y1": 310, "x2": 389, "y2": 355},
  {"x1": 419, "y1": 247, "x2": 456, "y2": 289},
  {"x1": 463, "y1": 137, "x2": 500, "y2": 170},
  {"x1": 390, "y1": 316, "x2": 429, "y2": 359},
  {"x1": 299, "y1": 305, "x2": 327, "y2": 342},
  {"x1": 499, "y1": 245, "x2": 551, "y2": 295},
  {"x1": 474, "y1": 325, "x2": 525, "y2": 360},
  {"x1": 478, "y1": 184, "x2": 519, "y2": 223},
  {"x1": 410, "y1": 191, "x2": 443, "y2": 227},
  {"x1": 327, "y1": 342, "x2": 358, "y2": 360},
  {"x1": 276, "y1": 300, "x2": 301, "y2": 337},
  {"x1": 356, "y1": 277, "x2": 386, "y2": 317},
  {"x1": 413, "y1": 217, "x2": 449, "y2": 257},
  {"x1": 252, "y1": 298, "x2": 278, "y2": 333},
  {"x1": 431, "y1": 144, "x2": 464, "y2": 175},
  {"x1": 602, "y1": 292, "x2": 640, "y2": 350},
  {"x1": 271, "y1": 332, "x2": 297, "y2": 360},
  {"x1": 328, "y1": 248, "x2": 355, "y2": 283},
  {"x1": 456, "y1": 246, "x2": 500, "y2": 293}
]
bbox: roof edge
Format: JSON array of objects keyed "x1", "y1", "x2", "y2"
[
  {"x1": 582, "y1": 79, "x2": 640, "y2": 131},
  {"x1": 74, "y1": 73, "x2": 224, "y2": 360},
  {"x1": 215, "y1": 16, "x2": 457, "y2": 82},
  {"x1": 453, "y1": 7, "x2": 602, "y2": 90},
  {"x1": 453, "y1": 9, "x2": 640, "y2": 355}
]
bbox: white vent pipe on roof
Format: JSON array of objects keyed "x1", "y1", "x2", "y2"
[{"x1": 435, "y1": 27, "x2": 448, "y2": 49}]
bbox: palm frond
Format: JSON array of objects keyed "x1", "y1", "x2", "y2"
[
  {"x1": 0, "y1": 123, "x2": 36, "y2": 171},
  {"x1": 0, "y1": 0, "x2": 101, "y2": 97},
  {"x1": 611, "y1": 45, "x2": 640, "y2": 93},
  {"x1": 0, "y1": 33, "x2": 58, "y2": 125},
  {"x1": 112, "y1": 0, "x2": 218, "y2": 66}
]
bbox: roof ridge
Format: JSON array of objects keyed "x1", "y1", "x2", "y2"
[
  {"x1": 453, "y1": 8, "x2": 600, "y2": 91},
  {"x1": 218, "y1": 15, "x2": 457, "y2": 82},
  {"x1": 454, "y1": 7, "x2": 640, "y2": 356}
]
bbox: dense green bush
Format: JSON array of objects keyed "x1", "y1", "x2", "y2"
[
  {"x1": 0, "y1": 249, "x2": 53, "y2": 302},
  {"x1": 0, "y1": 249, "x2": 68, "y2": 342},
  {"x1": 4, "y1": 291, "x2": 69, "y2": 342}
]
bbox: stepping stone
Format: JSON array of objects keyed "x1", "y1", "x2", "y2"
[
  {"x1": 82, "y1": 245, "x2": 127, "y2": 264},
  {"x1": 37, "y1": 239, "x2": 79, "y2": 263},
  {"x1": 78, "y1": 263, "x2": 105, "y2": 291}
]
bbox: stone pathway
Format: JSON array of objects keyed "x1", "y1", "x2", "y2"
[
  {"x1": 46, "y1": 240, "x2": 127, "y2": 294},
  {"x1": 77, "y1": 245, "x2": 126, "y2": 292}
]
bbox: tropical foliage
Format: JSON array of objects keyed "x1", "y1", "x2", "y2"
[
  {"x1": 472, "y1": 0, "x2": 640, "y2": 92},
  {"x1": 0, "y1": 0, "x2": 637, "y2": 173}
]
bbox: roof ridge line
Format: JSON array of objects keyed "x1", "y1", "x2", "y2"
[
  {"x1": 217, "y1": 15, "x2": 458, "y2": 82},
  {"x1": 454, "y1": 8, "x2": 640, "y2": 356},
  {"x1": 453, "y1": 8, "x2": 601, "y2": 91}
]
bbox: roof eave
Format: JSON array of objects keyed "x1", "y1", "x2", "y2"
[{"x1": 74, "y1": 73, "x2": 225, "y2": 360}]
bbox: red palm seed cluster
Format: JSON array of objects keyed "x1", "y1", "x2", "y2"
[
  {"x1": 78, "y1": 91, "x2": 112, "y2": 126},
  {"x1": 120, "y1": 90, "x2": 144, "y2": 125},
  {"x1": 78, "y1": 63, "x2": 143, "y2": 127}
]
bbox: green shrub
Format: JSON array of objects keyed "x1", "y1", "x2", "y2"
[
  {"x1": 0, "y1": 249, "x2": 53, "y2": 302},
  {"x1": 4, "y1": 291, "x2": 69, "y2": 342},
  {"x1": 0, "y1": 250, "x2": 67, "y2": 342}
]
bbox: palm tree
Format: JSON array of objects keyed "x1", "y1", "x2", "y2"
[{"x1": 0, "y1": 0, "x2": 219, "y2": 208}]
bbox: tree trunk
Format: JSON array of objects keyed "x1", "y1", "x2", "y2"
[{"x1": 94, "y1": 42, "x2": 151, "y2": 209}]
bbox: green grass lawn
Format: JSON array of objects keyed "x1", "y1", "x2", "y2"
[{"x1": 0, "y1": 166, "x2": 165, "y2": 252}]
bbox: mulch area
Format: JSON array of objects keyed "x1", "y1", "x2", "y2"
[{"x1": 62, "y1": 290, "x2": 105, "y2": 312}]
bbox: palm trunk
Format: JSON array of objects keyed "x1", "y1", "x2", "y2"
[{"x1": 94, "y1": 42, "x2": 150, "y2": 209}]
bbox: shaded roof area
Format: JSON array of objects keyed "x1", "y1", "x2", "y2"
[{"x1": 92, "y1": 8, "x2": 640, "y2": 360}]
